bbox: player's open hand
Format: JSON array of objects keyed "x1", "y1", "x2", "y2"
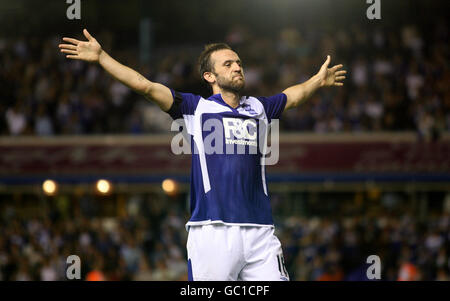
[
  {"x1": 317, "y1": 55, "x2": 347, "y2": 87},
  {"x1": 59, "y1": 29, "x2": 102, "y2": 63}
]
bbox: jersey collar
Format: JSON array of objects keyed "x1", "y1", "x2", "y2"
[{"x1": 208, "y1": 93, "x2": 246, "y2": 110}]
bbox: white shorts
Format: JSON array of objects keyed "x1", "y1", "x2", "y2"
[{"x1": 186, "y1": 224, "x2": 289, "y2": 281}]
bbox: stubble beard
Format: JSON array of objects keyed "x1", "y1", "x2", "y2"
[{"x1": 214, "y1": 72, "x2": 245, "y2": 94}]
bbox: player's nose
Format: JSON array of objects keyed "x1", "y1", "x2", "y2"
[{"x1": 232, "y1": 62, "x2": 242, "y2": 72}]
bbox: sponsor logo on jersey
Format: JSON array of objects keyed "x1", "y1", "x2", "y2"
[{"x1": 223, "y1": 117, "x2": 257, "y2": 147}]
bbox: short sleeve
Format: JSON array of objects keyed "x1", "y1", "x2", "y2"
[
  {"x1": 257, "y1": 93, "x2": 287, "y2": 121},
  {"x1": 166, "y1": 89, "x2": 201, "y2": 120}
]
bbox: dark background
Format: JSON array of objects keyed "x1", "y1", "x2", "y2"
[{"x1": 0, "y1": 0, "x2": 449, "y2": 282}]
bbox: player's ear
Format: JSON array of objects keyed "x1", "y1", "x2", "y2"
[{"x1": 203, "y1": 72, "x2": 215, "y2": 85}]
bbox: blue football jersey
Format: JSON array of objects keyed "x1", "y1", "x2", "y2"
[{"x1": 167, "y1": 90, "x2": 287, "y2": 228}]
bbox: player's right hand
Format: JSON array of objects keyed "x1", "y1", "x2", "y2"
[{"x1": 59, "y1": 29, "x2": 102, "y2": 63}]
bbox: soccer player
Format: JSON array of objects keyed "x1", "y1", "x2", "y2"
[{"x1": 59, "y1": 29, "x2": 346, "y2": 281}]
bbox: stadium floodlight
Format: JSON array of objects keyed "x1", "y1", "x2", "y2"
[
  {"x1": 42, "y1": 179, "x2": 58, "y2": 196},
  {"x1": 96, "y1": 179, "x2": 112, "y2": 195},
  {"x1": 162, "y1": 179, "x2": 178, "y2": 196}
]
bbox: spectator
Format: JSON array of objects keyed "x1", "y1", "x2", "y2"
[{"x1": 1, "y1": 20, "x2": 448, "y2": 136}]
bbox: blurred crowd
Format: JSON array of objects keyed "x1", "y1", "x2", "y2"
[
  {"x1": 0, "y1": 193, "x2": 189, "y2": 281},
  {"x1": 1, "y1": 191, "x2": 449, "y2": 281},
  {"x1": 278, "y1": 192, "x2": 450, "y2": 281},
  {"x1": 0, "y1": 20, "x2": 449, "y2": 137}
]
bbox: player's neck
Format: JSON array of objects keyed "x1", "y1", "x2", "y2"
[{"x1": 214, "y1": 89, "x2": 240, "y2": 109}]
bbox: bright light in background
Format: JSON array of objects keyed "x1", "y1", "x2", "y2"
[
  {"x1": 162, "y1": 179, "x2": 178, "y2": 196},
  {"x1": 42, "y1": 179, "x2": 57, "y2": 196},
  {"x1": 96, "y1": 179, "x2": 112, "y2": 194}
]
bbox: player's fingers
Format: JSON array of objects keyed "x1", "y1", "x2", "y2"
[
  {"x1": 60, "y1": 49, "x2": 78, "y2": 55},
  {"x1": 331, "y1": 64, "x2": 344, "y2": 71},
  {"x1": 334, "y1": 82, "x2": 344, "y2": 87},
  {"x1": 59, "y1": 44, "x2": 77, "y2": 51},
  {"x1": 62, "y1": 37, "x2": 80, "y2": 45},
  {"x1": 335, "y1": 70, "x2": 347, "y2": 76},
  {"x1": 322, "y1": 55, "x2": 331, "y2": 68},
  {"x1": 336, "y1": 76, "x2": 346, "y2": 81},
  {"x1": 83, "y1": 29, "x2": 94, "y2": 42},
  {"x1": 66, "y1": 55, "x2": 80, "y2": 60}
]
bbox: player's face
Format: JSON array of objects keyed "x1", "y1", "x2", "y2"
[{"x1": 211, "y1": 49, "x2": 245, "y2": 93}]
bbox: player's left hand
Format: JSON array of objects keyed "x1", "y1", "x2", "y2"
[{"x1": 317, "y1": 55, "x2": 347, "y2": 87}]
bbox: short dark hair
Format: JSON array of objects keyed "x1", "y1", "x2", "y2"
[{"x1": 198, "y1": 43, "x2": 232, "y2": 85}]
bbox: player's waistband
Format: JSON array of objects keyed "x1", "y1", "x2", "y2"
[{"x1": 185, "y1": 219, "x2": 274, "y2": 231}]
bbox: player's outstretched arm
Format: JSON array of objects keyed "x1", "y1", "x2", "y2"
[
  {"x1": 59, "y1": 29, "x2": 173, "y2": 111},
  {"x1": 283, "y1": 55, "x2": 347, "y2": 110}
]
